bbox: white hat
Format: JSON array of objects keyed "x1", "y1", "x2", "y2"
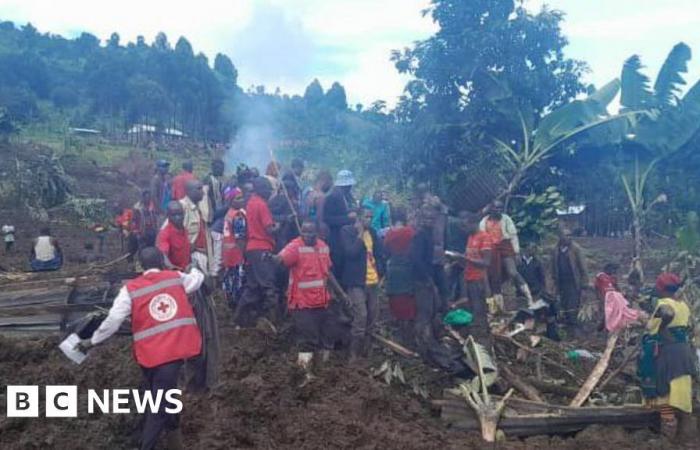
[{"x1": 335, "y1": 170, "x2": 356, "y2": 187}]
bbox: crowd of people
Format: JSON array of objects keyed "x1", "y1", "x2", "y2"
[{"x1": 69, "y1": 157, "x2": 694, "y2": 448}]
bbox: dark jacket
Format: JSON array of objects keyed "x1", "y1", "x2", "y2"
[
  {"x1": 410, "y1": 228, "x2": 434, "y2": 284},
  {"x1": 323, "y1": 187, "x2": 355, "y2": 275},
  {"x1": 269, "y1": 193, "x2": 299, "y2": 252},
  {"x1": 340, "y1": 224, "x2": 385, "y2": 289},
  {"x1": 550, "y1": 241, "x2": 588, "y2": 293},
  {"x1": 517, "y1": 255, "x2": 546, "y2": 296}
]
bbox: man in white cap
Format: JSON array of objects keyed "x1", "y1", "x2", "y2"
[{"x1": 322, "y1": 169, "x2": 357, "y2": 277}]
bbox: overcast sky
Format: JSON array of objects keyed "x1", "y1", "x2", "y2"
[{"x1": 0, "y1": 0, "x2": 698, "y2": 106}]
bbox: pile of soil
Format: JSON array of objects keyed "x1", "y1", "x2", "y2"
[{"x1": 0, "y1": 310, "x2": 686, "y2": 450}]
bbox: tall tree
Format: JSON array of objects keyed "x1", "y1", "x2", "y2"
[
  {"x1": 304, "y1": 79, "x2": 324, "y2": 106},
  {"x1": 389, "y1": 0, "x2": 587, "y2": 191},
  {"x1": 325, "y1": 82, "x2": 348, "y2": 110},
  {"x1": 214, "y1": 53, "x2": 238, "y2": 84}
]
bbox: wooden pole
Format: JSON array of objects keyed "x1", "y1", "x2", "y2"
[
  {"x1": 598, "y1": 341, "x2": 640, "y2": 391},
  {"x1": 371, "y1": 333, "x2": 419, "y2": 358},
  {"x1": 570, "y1": 332, "x2": 620, "y2": 407},
  {"x1": 268, "y1": 146, "x2": 301, "y2": 232}
]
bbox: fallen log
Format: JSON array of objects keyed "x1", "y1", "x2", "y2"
[
  {"x1": 526, "y1": 378, "x2": 579, "y2": 397},
  {"x1": 0, "y1": 285, "x2": 72, "y2": 308},
  {"x1": 500, "y1": 365, "x2": 544, "y2": 402},
  {"x1": 435, "y1": 393, "x2": 659, "y2": 438},
  {"x1": 0, "y1": 302, "x2": 111, "y2": 317},
  {"x1": 371, "y1": 333, "x2": 419, "y2": 358},
  {"x1": 570, "y1": 332, "x2": 620, "y2": 407}
]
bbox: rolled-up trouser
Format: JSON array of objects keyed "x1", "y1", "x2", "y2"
[
  {"x1": 559, "y1": 279, "x2": 581, "y2": 326},
  {"x1": 237, "y1": 250, "x2": 278, "y2": 326},
  {"x1": 348, "y1": 284, "x2": 379, "y2": 338},
  {"x1": 140, "y1": 360, "x2": 182, "y2": 450},
  {"x1": 209, "y1": 231, "x2": 223, "y2": 277},
  {"x1": 465, "y1": 279, "x2": 490, "y2": 343},
  {"x1": 291, "y1": 307, "x2": 333, "y2": 352}
]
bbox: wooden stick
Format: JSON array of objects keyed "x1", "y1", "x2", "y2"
[
  {"x1": 500, "y1": 365, "x2": 544, "y2": 402},
  {"x1": 526, "y1": 378, "x2": 579, "y2": 397},
  {"x1": 570, "y1": 331, "x2": 620, "y2": 407},
  {"x1": 598, "y1": 342, "x2": 641, "y2": 391},
  {"x1": 84, "y1": 253, "x2": 130, "y2": 272},
  {"x1": 371, "y1": 333, "x2": 419, "y2": 358},
  {"x1": 268, "y1": 146, "x2": 301, "y2": 232},
  {"x1": 495, "y1": 334, "x2": 580, "y2": 381}
]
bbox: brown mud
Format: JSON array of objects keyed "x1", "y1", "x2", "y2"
[
  {"x1": 0, "y1": 307, "x2": 692, "y2": 450},
  {"x1": 0, "y1": 145, "x2": 695, "y2": 449}
]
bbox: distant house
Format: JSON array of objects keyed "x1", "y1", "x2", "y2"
[
  {"x1": 557, "y1": 204, "x2": 586, "y2": 235},
  {"x1": 69, "y1": 127, "x2": 101, "y2": 136},
  {"x1": 127, "y1": 124, "x2": 186, "y2": 145}
]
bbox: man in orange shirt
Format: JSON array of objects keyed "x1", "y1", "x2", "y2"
[
  {"x1": 480, "y1": 200, "x2": 532, "y2": 312},
  {"x1": 171, "y1": 161, "x2": 195, "y2": 201},
  {"x1": 463, "y1": 211, "x2": 494, "y2": 346}
]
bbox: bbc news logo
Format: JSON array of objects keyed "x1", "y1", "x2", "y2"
[{"x1": 6, "y1": 386, "x2": 182, "y2": 417}]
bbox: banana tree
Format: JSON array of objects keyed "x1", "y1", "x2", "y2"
[
  {"x1": 490, "y1": 78, "x2": 642, "y2": 205},
  {"x1": 616, "y1": 42, "x2": 700, "y2": 280}
]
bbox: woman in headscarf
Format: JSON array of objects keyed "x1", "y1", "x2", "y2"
[{"x1": 638, "y1": 273, "x2": 696, "y2": 437}]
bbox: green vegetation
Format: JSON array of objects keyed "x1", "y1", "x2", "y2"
[{"x1": 1, "y1": 0, "x2": 699, "y2": 249}]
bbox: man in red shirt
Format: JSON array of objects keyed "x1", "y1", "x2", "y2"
[
  {"x1": 171, "y1": 161, "x2": 195, "y2": 201},
  {"x1": 157, "y1": 201, "x2": 191, "y2": 270},
  {"x1": 462, "y1": 211, "x2": 494, "y2": 345},
  {"x1": 235, "y1": 177, "x2": 279, "y2": 327},
  {"x1": 272, "y1": 220, "x2": 332, "y2": 381}
]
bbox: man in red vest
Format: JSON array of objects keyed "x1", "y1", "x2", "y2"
[
  {"x1": 81, "y1": 247, "x2": 204, "y2": 450},
  {"x1": 272, "y1": 220, "x2": 332, "y2": 380}
]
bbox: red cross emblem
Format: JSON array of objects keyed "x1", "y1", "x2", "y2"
[{"x1": 149, "y1": 294, "x2": 178, "y2": 321}]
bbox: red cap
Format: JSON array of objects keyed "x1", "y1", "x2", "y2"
[{"x1": 655, "y1": 272, "x2": 681, "y2": 295}]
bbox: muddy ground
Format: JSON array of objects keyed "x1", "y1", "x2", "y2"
[
  {"x1": 0, "y1": 312, "x2": 688, "y2": 450},
  {"x1": 0, "y1": 144, "x2": 696, "y2": 449}
]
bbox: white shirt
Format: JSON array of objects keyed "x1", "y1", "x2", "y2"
[
  {"x1": 91, "y1": 268, "x2": 205, "y2": 345},
  {"x1": 478, "y1": 214, "x2": 521, "y2": 254},
  {"x1": 34, "y1": 236, "x2": 56, "y2": 261}
]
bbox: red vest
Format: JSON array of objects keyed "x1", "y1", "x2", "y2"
[
  {"x1": 284, "y1": 238, "x2": 331, "y2": 310},
  {"x1": 126, "y1": 270, "x2": 202, "y2": 368},
  {"x1": 222, "y1": 208, "x2": 246, "y2": 268}
]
